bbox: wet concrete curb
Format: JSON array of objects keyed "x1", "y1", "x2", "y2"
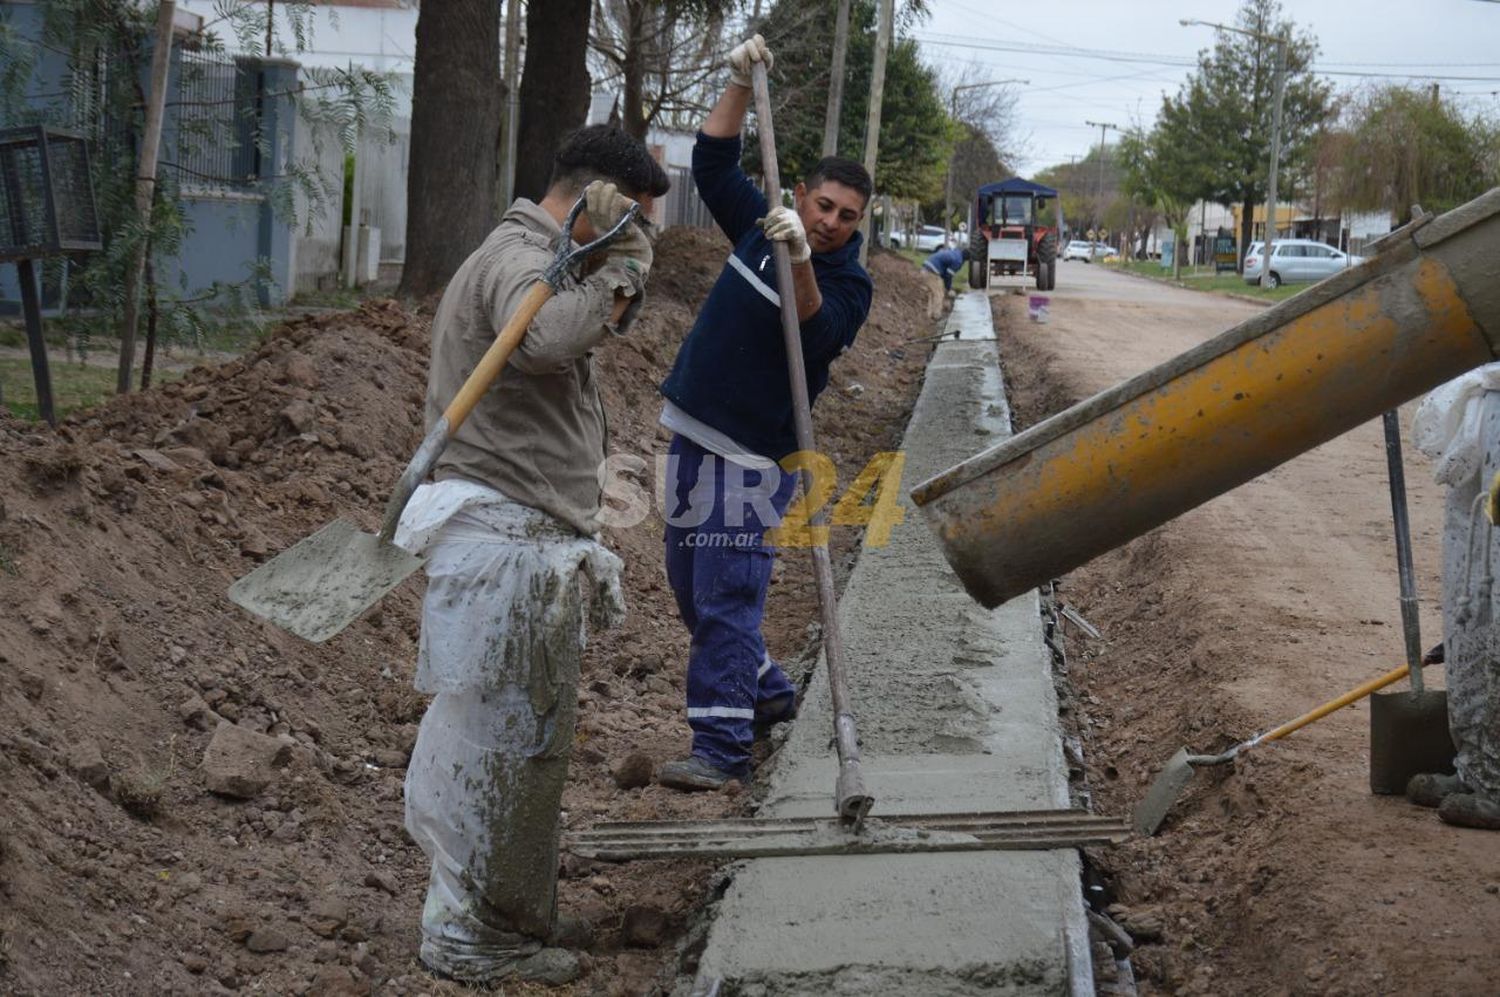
[{"x1": 686, "y1": 292, "x2": 1094, "y2": 995}]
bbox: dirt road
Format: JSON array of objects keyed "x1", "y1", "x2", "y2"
[{"x1": 998, "y1": 261, "x2": 1500, "y2": 995}]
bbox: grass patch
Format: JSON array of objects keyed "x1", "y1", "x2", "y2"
[
  {"x1": 289, "y1": 285, "x2": 368, "y2": 310},
  {"x1": 115, "y1": 743, "x2": 177, "y2": 822},
  {"x1": 1107, "y1": 259, "x2": 1304, "y2": 303},
  {"x1": 0, "y1": 357, "x2": 182, "y2": 421}
]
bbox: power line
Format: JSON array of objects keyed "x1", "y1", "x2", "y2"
[{"x1": 915, "y1": 31, "x2": 1500, "y2": 82}]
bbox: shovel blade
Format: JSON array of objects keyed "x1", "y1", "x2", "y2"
[
  {"x1": 1369, "y1": 690, "x2": 1454, "y2": 795},
  {"x1": 228, "y1": 518, "x2": 424, "y2": 643},
  {"x1": 1134, "y1": 747, "x2": 1198, "y2": 836}
]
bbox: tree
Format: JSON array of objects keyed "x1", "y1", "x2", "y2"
[
  {"x1": 1165, "y1": 0, "x2": 1332, "y2": 264},
  {"x1": 588, "y1": 0, "x2": 735, "y2": 140},
  {"x1": 399, "y1": 0, "x2": 501, "y2": 298},
  {"x1": 1118, "y1": 125, "x2": 1204, "y2": 278},
  {"x1": 755, "y1": 1, "x2": 947, "y2": 202},
  {"x1": 514, "y1": 0, "x2": 594, "y2": 203},
  {"x1": 1330, "y1": 84, "x2": 1499, "y2": 220},
  {"x1": 928, "y1": 121, "x2": 1005, "y2": 229}
]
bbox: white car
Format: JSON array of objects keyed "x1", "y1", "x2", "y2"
[
  {"x1": 891, "y1": 225, "x2": 949, "y2": 252},
  {"x1": 1244, "y1": 239, "x2": 1364, "y2": 288},
  {"x1": 1062, "y1": 240, "x2": 1116, "y2": 262}
]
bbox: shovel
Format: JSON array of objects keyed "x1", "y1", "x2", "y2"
[
  {"x1": 228, "y1": 195, "x2": 643, "y2": 642},
  {"x1": 1135, "y1": 659, "x2": 1436, "y2": 835},
  {"x1": 1369, "y1": 409, "x2": 1455, "y2": 793}
]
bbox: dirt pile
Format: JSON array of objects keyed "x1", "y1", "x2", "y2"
[
  {"x1": 996, "y1": 289, "x2": 1500, "y2": 997},
  {"x1": 0, "y1": 229, "x2": 936, "y2": 995}
]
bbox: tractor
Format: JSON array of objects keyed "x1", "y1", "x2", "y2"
[{"x1": 967, "y1": 177, "x2": 1062, "y2": 292}]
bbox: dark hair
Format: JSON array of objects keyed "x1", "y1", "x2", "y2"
[
  {"x1": 549, "y1": 125, "x2": 671, "y2": 198},
  {"x1": 959, "y1": 248, "x2": 971, "y2": 262},
  {"x1": 804, "y1": 156, "x2": 872, "y2": 204}
]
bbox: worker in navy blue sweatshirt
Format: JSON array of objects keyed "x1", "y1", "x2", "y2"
[
  {"x1": 921, "y1": 245, "x2": 969, "y2": 319},
  {"x1": 656, "y1": 34, "x2": 874, "y2": 791}
]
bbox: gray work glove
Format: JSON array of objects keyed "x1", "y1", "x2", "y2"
[
  {"x1": 584, "y1": 180, "x2": 652, "y2": 299},
  {"x1": 760, "y1": 205, "x2": 810, "y2": 264},
  {"x1": 727, "y1": 33, "x2": 774, "y2": 89}
]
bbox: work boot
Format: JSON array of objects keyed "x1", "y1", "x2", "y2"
[
  {"x1": 657, "y1": 755, "x2": 738, "y2": 792},
  {"x1": 753, "y1": 694, "x2": 798, "y2": 738},
  {"x1": 548, "y1": 912, "x2": 595, "y2": 950},
  {"x1": 1438, "y1": 793, "x2": 1500, "y2": 831},
  {"x1": 1406, "y1": 772, "x2": 1469, "y2": 808},
  {"x1": 419, "y1": 939, "x2": 581, "y2": 987}
]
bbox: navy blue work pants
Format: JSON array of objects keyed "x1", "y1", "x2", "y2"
[{"x1": 663, "y1": 434, "x2": 797, "y2": 776}]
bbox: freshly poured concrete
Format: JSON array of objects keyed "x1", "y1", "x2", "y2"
[{"x1": 690, "y1": 292, "x2": 1093, "y2": 995}]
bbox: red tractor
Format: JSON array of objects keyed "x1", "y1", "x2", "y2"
[{"x1": 967, "y1": 177, "x2": 1061, "y2": 291}]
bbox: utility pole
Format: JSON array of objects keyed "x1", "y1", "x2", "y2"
[
  {"x1": 1260, "y1": 31, "x2": 1287, "y2": 289},
  {"x1": 821, "y1": 0, "x2": 851, "y2": 157},
  {"x1": 858, "y1": 0, "x2": 894, "y2": 266},
  {"x1": 499, "y1": 0, "x2": 522, "y2": 208},
  {"x1": 1083, "y1": 119, "x2": 1117, "y2": 261},
  {"x1": 943, "y1": 78, "x2": 1026, "y2": 248}
]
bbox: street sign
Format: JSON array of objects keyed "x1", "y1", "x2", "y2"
[{"x1": 1214, "y1": 235, "x2": 1237, "y2": 273}]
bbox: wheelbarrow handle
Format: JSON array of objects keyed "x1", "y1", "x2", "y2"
[{"x1": 377, "y1": 196, "x2": 643, "y2": 542}]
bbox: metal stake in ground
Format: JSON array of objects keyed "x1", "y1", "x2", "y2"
[{"x1": 749, "y1": 62, "x2": 873, "y2": 828}]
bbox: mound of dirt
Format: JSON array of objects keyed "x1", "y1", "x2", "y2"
[{"x1": 0, "y1": 229, "x2": 937, "y2": 995}]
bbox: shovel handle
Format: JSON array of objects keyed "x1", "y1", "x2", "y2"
[{"x1": 1254, "y1": 663, "x2": 1413, "y2": 746}]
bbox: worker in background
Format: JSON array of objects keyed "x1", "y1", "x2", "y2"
[
  {"x1": 1406, "y1": 368, "x2": 1500, "y2": 830},
  {"x1": 655, "y1": 34, "x2": 874, "y2": 791},
  {"x1": 395, "y1": 126, "x2": 669, "y2": 985},
  {"x1": 921, "y1": 245, "x2": 970, "y2": 319}
]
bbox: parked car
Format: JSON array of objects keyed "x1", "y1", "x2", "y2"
[
  {"x1": 891, "y1": 225, "x2": 949, "y2": 252},
  {"x1": 1062, "y1": 239, "x2": 1117, "y2": 262},
  {"x1": 1244, "y1": 238, "x2": 1364, "y2": 288}
]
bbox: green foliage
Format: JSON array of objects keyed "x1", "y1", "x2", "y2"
[
  {"x1": 754, "y1": 0, "x2": 950, "y2": 201},
  {"x1": 1331, "y1": 85, "x2": 1499, "y2": 218},
  {"x1": 1164, "y1": 0, "x2": 1333, "y2": 215}
]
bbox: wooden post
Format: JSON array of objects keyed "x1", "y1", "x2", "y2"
[
  {"x1": 820, "y1": 0, "x2": 851, "y2": 158},
  {"x1": 18, "y1": 259, "x2": 55, "y2": 426},
  {"x1": 115, "y1": 0, "x2": 176, "y2": 395},
  {"x1": 857, "y1": 0, "x2": 893, "y2": 266}
]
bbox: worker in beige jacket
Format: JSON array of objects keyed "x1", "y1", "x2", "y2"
[{"x1": 396, "y1": 125, "x2": 669, "y2": 986}]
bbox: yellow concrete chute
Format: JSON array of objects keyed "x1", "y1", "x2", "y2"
[{"x1": 912, "y1": 189, "x2": 1500, "y2": 609}]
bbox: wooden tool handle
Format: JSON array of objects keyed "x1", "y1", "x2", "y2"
[
  {"x1": 442, "y1": 281, "x2": 555, "y2": 430},
  {"x1": 1259, "y1": 663, "x2": 1411, "y2": 745},
  {"x1": 750, "y1": 61, "x2": 873, "y2": 829}
]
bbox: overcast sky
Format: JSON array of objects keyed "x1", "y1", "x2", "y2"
[{"x1": 913, "y1": 0, "x2": 1500, "y2": 172}]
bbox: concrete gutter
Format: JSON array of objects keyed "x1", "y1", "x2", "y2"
[{"x1": 687, "y1": 292, "x2": 1094, "y2": 996}]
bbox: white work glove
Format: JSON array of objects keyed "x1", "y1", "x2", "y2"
[
  {"x1": 727, "y1": 33, "x2": 773, "y2": 89},
  {"x1": 760, "y1": 205, "x2": 810, "y2": 264},
  {"x1": 583, "y1": 180, "x2": 652, "y2": 297}
]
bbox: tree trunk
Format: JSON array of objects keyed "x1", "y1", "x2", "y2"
[
  {"x1": 621, "y1": 1, "x2": 647, "y2": 140},
  {"x1": 139, "y1": 254, "x2": 158, "y2": 390},
  {"x1": 514, "y1": 0, "x2": 593, "y2": 202},
  {"x1": 1239, "y1": 188, "x2": 1257, "y2": 274},
  {"x1": 399, "y1": 0, "x2": 502, "y2": 298}
]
